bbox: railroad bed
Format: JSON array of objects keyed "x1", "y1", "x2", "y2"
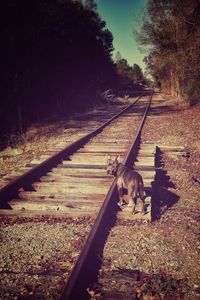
[
  {"x1": 90, "y1": 94, "x2": 188, "y2": 300},
  {"x1": 0, "y1": 93, "x2": 155, "y2": 299}
]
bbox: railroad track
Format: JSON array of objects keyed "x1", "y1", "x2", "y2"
[{"x1": 0, "y1": 91, "x2": 155, "y2": 299}]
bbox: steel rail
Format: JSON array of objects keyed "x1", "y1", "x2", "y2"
[
  {"x1": 0, "y1": 94, "x2": 144, "y2": 208},
  {"x1": 59, "y1": 91, "x2": 153, "y2": 300}
]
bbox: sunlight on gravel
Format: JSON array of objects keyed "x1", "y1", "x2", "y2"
[{"x1": 0, "y1": 217, "x2": 93, "y2": 299}]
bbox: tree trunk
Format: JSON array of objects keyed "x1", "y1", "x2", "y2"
[{"x1": 175, "y1": 74, "x2": 181, "y2": 98}]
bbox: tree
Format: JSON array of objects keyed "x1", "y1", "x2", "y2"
[
  {"x1": 116, "y1": 58, "x2": 130, "y2": 78},
  {"x1": 115, "y1": 56, "x2": 145, "y2": 86},
  {"x1": 131, "y1": 64, "x2": 144, "y2": 82},
  {"x1": 83, "y1": 0, "x2": 97, "y2": 11},
  {"x1": 115, "y1": 51, "x2": 122, "y2": 63},
  {"x1": 136, "y1": 0, "x2": 200, "y2": 103}
]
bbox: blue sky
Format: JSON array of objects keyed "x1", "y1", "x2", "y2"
[{"x1": 95, "y1": 0, "x2": 148, "y2": 71}]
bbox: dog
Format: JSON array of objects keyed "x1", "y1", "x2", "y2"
[{"x1": 107, "y1": 156, "x2": 145, "y2": 214}]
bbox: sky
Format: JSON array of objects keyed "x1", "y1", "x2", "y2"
[{"x1": 95, "y1": 0, "x2": 148, "y2": 71}]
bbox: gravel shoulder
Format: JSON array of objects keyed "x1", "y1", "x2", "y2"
[
  {"x1": 144, "y1": 92, "x2": 200, "y2": 297},
  {"x1": 0, "y1": 216, "x2": 94, "y2": 299}
]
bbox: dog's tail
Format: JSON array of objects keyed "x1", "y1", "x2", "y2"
[{"x1": 138, "y1": 177, "x2": 145, "y2": 200}]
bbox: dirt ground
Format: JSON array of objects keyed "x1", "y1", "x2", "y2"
[{"x1": 141, "y1": 92, "x2": 200, "y2": 298}]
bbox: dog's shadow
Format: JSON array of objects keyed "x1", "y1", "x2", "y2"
[{"x1": 151, "y1": 147, "x2": 179, "y2": 220}]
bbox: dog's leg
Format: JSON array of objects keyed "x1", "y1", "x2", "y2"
[
  {"x1": 128, "y1": 192, "x2": 137, "y2": 214},
  {"x1": 117, "y1": 187, "x2": 124, "y2": 206},
  {"x1": 131, "y1": 197, "x2": 137, "y2": 214},
  {"x1": 139, "y1": 179, "x2": 145, "y2": 214},
  {"x1": 128, "y1": 189, "x2": 137, "y2": 213}
]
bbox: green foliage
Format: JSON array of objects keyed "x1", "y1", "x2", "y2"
[
  {"x1": 115, "y1": 54, "x2": 145, "y2": 86},
  {"x1": 131, "y1": 64, "x2": 144, "y2": 82}
]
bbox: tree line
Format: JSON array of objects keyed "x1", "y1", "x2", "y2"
[
  {"x1": 136, "y1": 0, "x2": 200, "y2": 104},
  {"x1": 0, "y1": 0, "x2": 117, "y2": 136},
  {"x1": 115, "y1": 51, "x2": 146, "y2": 87},
  {"x1": 0, "y1": 0, "x2": 148, "y2": 140}
]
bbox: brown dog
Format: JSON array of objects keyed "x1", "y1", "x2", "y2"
[{"x1": 107, "y1": 156, "x2": 145, "y2": 214}]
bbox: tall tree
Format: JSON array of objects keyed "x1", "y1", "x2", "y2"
[
  {"x1": 136, "y1": 0, "x2": 200, "y2": 103},
  {"x1": 131, "y1": 64, "x2": 144, "y2": 82},
  {"x1": 115, "y1": 57, "x2": 145, "y2": 86}
]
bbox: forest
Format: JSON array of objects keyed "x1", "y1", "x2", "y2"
[
  {"x1": 136, "y1": 0, "x2": 200, "y2": 104},
  {"x1": 0, "y1": 0, "x2": 146, "y2": 140},
  {"x1": 0, "y1": 0, "x2": 116, "y2": 137},
  {"x1": 2, "y1": 0, "x2": 199, "y2": 142}
]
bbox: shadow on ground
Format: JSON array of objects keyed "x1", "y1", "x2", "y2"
[
  {"x1": 152, "y1": 147, "x2": 179, "y2": 220},
  {"x1": 89, "y1": 268, "x2": 184, "y2": 299}
]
